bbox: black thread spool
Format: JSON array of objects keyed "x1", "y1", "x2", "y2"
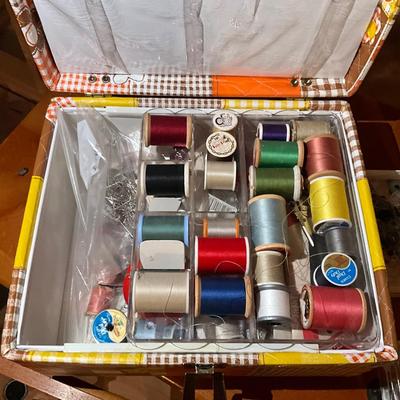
[
  {"x1": 142, "y1": 163, "x2": 189, "y2": 197},
  {"x1": 309, "y1": 233, "x2": 328, "y2": 284},
  {"x1": 324, "y1": 225, "x2": 356, "y2": 257}
]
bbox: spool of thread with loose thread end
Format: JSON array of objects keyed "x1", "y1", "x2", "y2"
[
  {"x1": 249, "y1": 165, "x2": 302, "y2": 201},
  {"x1": 304, "y1": 135, "x2": 344, "y2": 180},
  {"x1": 255, "y1": 250, "x2": 286, "y2": 286},
  {"x1": 195, "y1": 275, "x2": 252, "y2": 318},
  {"x1": 204, "y1": 157, "x2": 236, "y2": 191},
  {"x1": 195, "y1": 237, "x2": 250, "y2": 275},
  {"x1": 132, "y1": 270, "x2": 190, "y2": 314},
  {"x1": 248, "y1": 194, "x2": 290, "y2": 254},
  {"x1": 253, "y1": 138, "x2": 304, "y2": 168},
  {"x1": 292, "y1": 120, "x2": 332, "y2": 141},
  {"x1": 137, "y1": 214, "x2": 189, "y2": 246},
  {"x1": 141, "y1": 162, "x2": 189, "y2": 198},
  {"x1": 257, "y1": 121, "x2": 291, "y2": 141},
  {"x1": 143, "y1": 114, "x2": 192, "y2": 148},
  {"x1": 300, "y1": 285, "x2": 367, "y2": 333},
  {"x1": 309, "y1": 175, "x2": 351, "y2": 234},
  {"x1": 203, "y1": 216, "x2": 240, "y2": 238}
]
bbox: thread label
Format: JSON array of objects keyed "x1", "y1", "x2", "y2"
[
  {"x1": 206, "y1": 131, "x2": 237, "y2": 158},
  {"x1": 92, "y1": 309, "x2": 127, "y2": 343},
  {"x1": 212, "y1": 111, "x2": 238, "y2": 131},
  {"x1": 322, "y1": 253, "x2": 357, "y2": 286}
]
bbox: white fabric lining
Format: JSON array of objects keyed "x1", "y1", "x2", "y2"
[{"x1": 34, "y1": 0, "x2": 378, "y2": 78}]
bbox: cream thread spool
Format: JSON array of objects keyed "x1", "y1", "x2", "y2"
[
  {"x1": 204, "y1": 157, "x2": 237, "y2": 191},
  {"x1": 292, "y1": 120, "x2": 332, "y2": 141},
  {"x1": 132, "y1": 271, "x2": 190, "y2": 314}
]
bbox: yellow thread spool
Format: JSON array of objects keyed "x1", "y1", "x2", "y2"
[{"x1": 309, "y1": 175, "x2": 351, "y2": 234}]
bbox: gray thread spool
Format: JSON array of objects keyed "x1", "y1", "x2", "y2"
[
  {"x1": 292, "y1": 120, "x2": 331, "y2": 141},
  {"x1": 324, "y1": 226, "x2": 356, "y2": 257},
  {"x1": 203, "y1": 216, "x2": 239, "y2": 237}
]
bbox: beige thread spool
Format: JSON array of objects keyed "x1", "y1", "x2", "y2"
[
  {"x1": 203, "y1": 216, "x2": 240, "y2": 238},
  {"x1": 292, "y1": 120, "x2": 332, "y2": 141},
  {"x1": 255, "y1": 250, "x2": 286, "y2": 286},
  {"x1": 204, "y1": 158, "x2": 236, "y2": 191},
  {"x1": 132, "y1": 271, "x2": 190, "y2": 314}
]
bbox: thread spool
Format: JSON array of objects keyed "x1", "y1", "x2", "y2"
[
  {"x1": 91, "y1": 309, "x2": 127, "y2": 343},
  {"x1": 86, "y1": 286, "x2": 114, "y2": 316},
  {"x1": 195, "y1": 237, "x2": 249, "y2": 275},
  {"x1": 255, "y1": 250, "x2": 286, "y2": 286},
  {"x1": 206, "y1": 131, "x2": 237, "y2": 159},
  {"x1": 248, "y1": 194, "x2": 290, "y2": 253},
  {"x1": 256, "y1": 284, "x2": 291, "y2": 325},
  {"x1": 132, "y1": 270, "x2": 190, "y2": 314},
  {"x1": 248, "y1": 165, "x2": 302, "y2": 201},
  {"x1": 141, "y1": 162, "x2": 189, "y2": 198},
  {"x1": 139, "y1": 240, "x2": 185, "y2": 270},
  {"x1": 300, "y1": 285, "x2": 367, "y2": 333},
  {"x1": 204, "y1": 158, "x2": 236, "y2": 191},
  {"x1": 143, "y1": 114, "x2": 192, "y2": 148},
  {"x1": 137, "y1": 214, "x2": 189, "y2": 246},
  {"x1": 215, "y1": 320, "x2": 246, "y2": 340},
  {"x1": 324, "y1": 225, "x2": 356, "y2": 257},
  {"x1": 313, "y1": 252, "x2": 358, "y2": 287},
  {"x1": 212, "y1": 111, "x2": 238, "y2": 132},
  {"x1": 257, "y1": 122, "x2": 291, "y2": 141},
  {"x1": 195, "y1": 276, "x2": 252, "y2": 317},
  {"x1": 309, "y1": 175, "x2": 351, "y2": 233},
  {"x1": 292, "y1": 120, "x2": 331, "y2": 141},
  {"x1": 304, "y1": 135, "x2": 344, "y2": 180},
  {"x1": 253, "y1": 138, "x2": 304, "y2": 168},
  {"x1": 309, "y1": 233, "x2": 328, "y2": 284},
  {"x1": 203, "y1": 216, "x2": 240, "y2": 238}
]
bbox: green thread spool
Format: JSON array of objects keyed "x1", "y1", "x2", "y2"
[
  {"x1": 137, "y1": 215, "x2": 189, "y2": 246},
  {"x1": 249, "y1": 165, "x2": 302, "y2": 201},
  {"x1": 253, "y1": 138, "x2": 304, "y2": 168}
]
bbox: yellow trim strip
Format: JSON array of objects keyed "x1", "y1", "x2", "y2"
[
  {"x1": 14, "y1": 176, "x2": 43, "y2": 269},
  {"x1": 73, "y1": 97, "x2": 139, "y2": 108},
  {"x1": 259, "y1": 352, "x2": 376, "y2": 365},
  {"x1": 223, "y1": 99, "x2": 311, "y2": 110},
  {"x1": 23, "y1": 351, "x2": 144, "y2": 365},
  {"x1": 357, "y1": 178, "x2": 386, "y2": 272}
]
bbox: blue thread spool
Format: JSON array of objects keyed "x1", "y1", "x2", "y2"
[
  {"x1": 257, "y1": 122, "x2": 291, "y2": 141},
  {"x1": 248, "y1": 194, "x2": 290, "y2": 253},
  {"x1": 195, "y1": 276, "x2": 251, "y2": 317}
]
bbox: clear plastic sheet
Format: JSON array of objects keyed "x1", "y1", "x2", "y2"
[{"x1": 57, "y1": 108, "x2": 138, "y2": 343}]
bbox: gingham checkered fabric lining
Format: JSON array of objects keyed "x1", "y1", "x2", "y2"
[
  {"x1": 1, "y1": 269, "x2": 26, "y2": 356},
  {"x1": 143, "y1": 353, "x2": 259, "y2": 366},
  {"x1": 301, "y1": 79, "x2": 347, "y2": 97},
  {"x1": 376, "y1": 345, "x2": 398, "y2": 362},
  {"x1": 55, "y1": 73, "x2": 213, "y2": 97},
  {"x1": 46, "y1": 97, "x2": 78, "y2": 122},
  {"x1": 137, "y1": 97, "x2": 222, "y2": 109},
  {"x1": 344, "y1": 352, "x2": 376, "y2": 364}
]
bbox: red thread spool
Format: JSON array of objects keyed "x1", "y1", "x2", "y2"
[
  {"x1": 86, "y1": 286, "x2": 114, "y2": 316},
  {"x1": 195, "y1": 237, "x2": 250, "y2": 275},
  {"x1": 123, "y1": 265, "x2": 132, "y2": 304},
  {"x1": 144, "y1": 114, "x2": 192, "y2": 148},
  {"x1": 304, "y1": 135, "x2": 344, "y2": 180},
  {"x1": 300, "y1": 285, "x2": 367, "y2": 333}
]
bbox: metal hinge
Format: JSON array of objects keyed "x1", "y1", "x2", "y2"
[{"x1": 183, "y1": 364, "x2": 226, "y2": 400}]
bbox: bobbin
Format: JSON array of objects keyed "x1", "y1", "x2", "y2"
[
  {"x1": 194, "y1": 275, "x2": 252, "y2": 318},
  {"x1": 202, "y1": 216, "x2": 240, "y2": 238},
  {"x1": 253, "y1": 138, "x2": 304, "y2": 168},
  {"x1": 206, "y1": 131, "x2": 237, "y2": 159},
  {"x1": 143, "y1": 113, "x2": 193, "y2": 148},
  {"x1": 248, "y1": 165, "x2": 302, "y2": 201},
  {"x1": 248, "y1": 194, "x2": 290, "y2": 254},
  {"x1": 194, "y1": 236, "x2": 250, "y2": 275},
  {"x1": 255, "y1": 283, "x2": 291, "y2": 325},
  {"x1": 212, "y1": 110, "x2": 239, "y2": 132},
  {"x1": 300, "y1": 285, "x2": 367, "y2": 333},
  {"x1": 257, "y1": 121, "x2": 291, "y2": 141},
  {"x1": 140, "y1": 161, "x2": 190, "y2": 198},
  {"x1": 132, "y1": 270, "x2": 190, "y2": 314}
]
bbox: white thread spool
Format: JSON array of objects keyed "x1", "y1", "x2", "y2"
[
  {"x1": 256, "y1": 284, "x2": 291, "y2": 325},
  {"x1": 204, "y1": 158, "x2": 236, "y2": 191},
  {"x1": 139, "y1": 240, "x2": 185, "y2": 270}
]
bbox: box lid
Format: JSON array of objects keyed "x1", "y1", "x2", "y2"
[{"x1": 9, "y1": 0, "x2": 399, "y2": 98}]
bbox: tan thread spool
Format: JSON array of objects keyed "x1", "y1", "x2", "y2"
[
  {"x1": 132, "y1": 270, "x2": 190, "y2": 314},
  {"x1": 255, "y1": 250, "x2": 286, "y2": 286},
  {"x1": 292, "y1": 120, "x2": 331, "y2": 141},
  {"x1": 204, "y1": 158, "x2": 236, "y2": 191}
]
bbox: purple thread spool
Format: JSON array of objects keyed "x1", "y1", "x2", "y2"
[{"x1": 257, "y1": 122, "x2": 291, "y2": 141}]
